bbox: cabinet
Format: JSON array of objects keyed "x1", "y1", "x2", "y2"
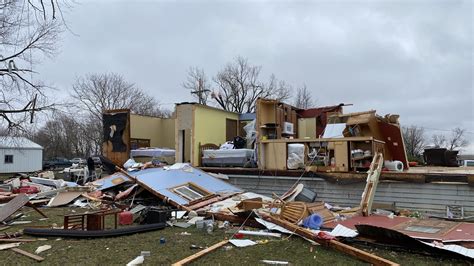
[
  {"x1": 261, "y1": 142, "x2": 287, "y2": 170},
  {"x1": 334, "y1": 141, "x2": 349, "y2": 172}
]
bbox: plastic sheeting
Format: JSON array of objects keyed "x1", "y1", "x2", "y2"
[{"x1": 287, "y1": 144, "x2": 305, "y2": 170}]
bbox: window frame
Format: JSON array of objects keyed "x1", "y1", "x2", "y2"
[
  {"x1": 4, "y1": 155, "x2": 13, "y2": 164},
  {"x1": 169, "y1": 182, "x2": 211, "y2": 201}
]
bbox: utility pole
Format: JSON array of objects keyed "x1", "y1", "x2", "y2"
[{"x1": 191, "y1": 78, "x2": 210, "y2": 105}]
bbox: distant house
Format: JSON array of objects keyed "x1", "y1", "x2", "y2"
[{"x1": 0, "y1": 137, "x2": 43, "y2": 173}]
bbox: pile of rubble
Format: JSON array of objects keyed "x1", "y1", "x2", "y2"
[{"x1": 1, "y1": 158, "x2": 473, "y2": 264}]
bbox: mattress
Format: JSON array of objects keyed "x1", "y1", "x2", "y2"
[
  {"x1": 131, "y1": 148, "x2": 175, "y2": 158},
  {"x1": 202, "y1": 149, "x2": 254, "y2": 159},
  {"x1": 202, "y1": 157, "x2": 252, "y2": 167}
]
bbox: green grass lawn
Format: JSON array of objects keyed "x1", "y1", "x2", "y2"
[{"x1": 0, "y1": 207, "x2": 469, "y2": 265}]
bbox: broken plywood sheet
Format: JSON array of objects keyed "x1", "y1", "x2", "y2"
[
  {"x1": 47, "y1": 191, "x2": 84, "y2": 207},
  {"x1": 0, "y1": 194, "x2": 29, "y2": 222}
]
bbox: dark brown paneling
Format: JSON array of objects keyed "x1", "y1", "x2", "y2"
[{"x1": 226, "y1": 119, "x2": 238, "y2": 141}]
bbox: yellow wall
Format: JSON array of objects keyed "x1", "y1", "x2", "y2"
[
  {"x1": 192, "y1": 105, "x2": 239, "y2": 166},
  {"x1": 130, "y1": 114, "x2": 175, "y2": 149}
]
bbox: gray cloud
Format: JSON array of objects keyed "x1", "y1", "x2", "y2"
[{"x1": 38, "y1": 0, "x2": 473, "y2": 151}]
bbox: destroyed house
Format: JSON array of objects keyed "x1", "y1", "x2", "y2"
[{"x1": 102, "y1": 98, "x2": 474, "y2": 217}]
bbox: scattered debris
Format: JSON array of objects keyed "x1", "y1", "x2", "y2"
[
  {"x1": 126, "y1": 255, "x2": 144, "y2": 266},
  {"x1": 260, "y1": 260, "x2": 289, "y2": 265},
  {"x1": 35, "y1": 244, "x2": 52, "y2": 254},
  {"x1": 229, "y1": 239, "x2": 258, "y2": 247}
]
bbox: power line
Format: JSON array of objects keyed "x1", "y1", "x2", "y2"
[{"x1": 418, "y1": 126, "x2": 474, "y2": 134}]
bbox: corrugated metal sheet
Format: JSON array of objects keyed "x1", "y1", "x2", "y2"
[
  {"x1": 228, "y1": 175, "x2": 474, "y2": 216},
  {"x1": 0, "y1": 148, "x2": 43, "y2": 173}
]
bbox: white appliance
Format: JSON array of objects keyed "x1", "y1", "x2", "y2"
[{"x1": 282, "y1": 122, "x2": 294, "y2": 135}]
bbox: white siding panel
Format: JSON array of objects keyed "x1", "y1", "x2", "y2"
[
  {"x1": 228, "y1": 175, "x2": 474, "y2": 217},
  {"x1": 0, "y1": 148, "x2": 43, "y2": 173}
]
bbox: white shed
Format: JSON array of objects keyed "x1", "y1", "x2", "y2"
[{"x1": 0, "y1": 137, "x2": 43, "y2": 173}]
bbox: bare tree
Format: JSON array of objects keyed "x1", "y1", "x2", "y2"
[
  {"x1": 432, "y1": 133, "x2": 447, "y2": 148},
  {"x1": 447, "y1": 127, "x2": 469, "y2": 150},
  {"x1": 432, "y1": 127, "x2": 469, "y2": 151},
  {"x1": 0, "y1": 1, "x2": 66, "y2": 135},
  {"x1": 183, "y1": 67, "x2": 210, "y2": 105},
  {"x1": 211, "y1": 56, "x2": 291, "y2": 113},
  {"x1": 71, "y1": 73, "x2": 166, "y2": 120},
  {"x1": 293, "y1": 85, "x2": 315, "y2": 109},
  {"x1": 71, "y1": 73, "x2": 168, "y2": 155},
  {"x1": 402, "y1": 125, "x2": 426, "y2": 160}
]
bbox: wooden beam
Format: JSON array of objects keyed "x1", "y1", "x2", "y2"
[
  {"x1": 172, "y1": 240, "x2": 229, "y2": 266},
  {"x1": 260, "y1": 214, "x2": 398, "y2": 266},
  {"x1": 25, "y1": 202, "x2": 48, "y2": 218},
  {"x1": 11, "y1": 248, "x2": 44, "y2": 262},
  {"x1": 0, "y1": 238, "x2": 37, "y2": 242}
]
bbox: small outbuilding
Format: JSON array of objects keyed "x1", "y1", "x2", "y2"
[{"x1": 0, "y1": 136, "x2": 43, "y2": 173}]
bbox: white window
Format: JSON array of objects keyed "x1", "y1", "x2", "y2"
[
  {"x1": 4, "y1": 155, "x2": 13, "y2": 164},
  {"x1": 171, "y1": 183, "x2": 209, "y2": 201}
]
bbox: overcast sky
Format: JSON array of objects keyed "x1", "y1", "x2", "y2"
[{"x1": 38, "y1": 0, "x2": 473, "y2": 152}]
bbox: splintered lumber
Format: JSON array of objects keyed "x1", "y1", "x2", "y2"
[
  {"x1": 261, "y1": 214, "x2": 398, "y2": 266},
  {"x1": 11, "y1": 248, "x2": 44, "y2": 262},
  {"x1": 172, "y1": 240, "x2": 229, "y2": 266},
  {"x1": 0, "y1": 243, "x2": 21, "y2": 250},
  {"x1": 360, "y1": 152, "x2": 383, "y2": 216},
  {"x1": 0, "y1": 194, "x2": 29, "y2": 222}
]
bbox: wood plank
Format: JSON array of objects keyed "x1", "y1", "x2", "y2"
[
  {"x1": 11, "y1": 248, "x2": 44, "y2": 262},
  {"x1": 172, "y1": 240, "x2": 229, "y2": 266},
  {"x1": 0, "y1": 243, "x2": 20, "y2": 250},
  {"x1": 0, "y1": 238, "x2": 37, "y2": 243},
  {"x1": 0, "y1": 194, "x2": 29, "y2": 222}
]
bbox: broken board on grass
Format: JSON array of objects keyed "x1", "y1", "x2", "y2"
[
  {"x1": 0, "y1": 194, "x2": 29, "y2": 222},
  {"x1": 47, "y1": 187, "x2": 92, "y2": 207}
]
